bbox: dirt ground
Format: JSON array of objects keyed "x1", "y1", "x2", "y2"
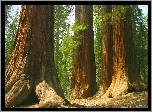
[
  {"x1": 68, "y1": 91, "x2": 148, "y2": 108},
  {"x1": 16, "y1": 91, "x2": 148, "y2": 108}
]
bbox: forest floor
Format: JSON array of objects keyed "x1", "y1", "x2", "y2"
[
  {"x1": 67, "y1": 91, "x2": 148, "y2": 108},
  {"x1": 17, "y1": 91, "x2": 148, "y2": 108}
]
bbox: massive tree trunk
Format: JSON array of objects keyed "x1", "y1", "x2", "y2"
[
  {"x1": 95, "y1": 5, "x2": 113, "y2": 98},
  {"x1": 5, "y1": 5, "x2": 67, "y2": 108},
  {"x1": 70, "y1": 5, "x2": 97, "y2": 99},
  {"x1": 101, "y1": 5, "x2": 147, "y2": 98}
]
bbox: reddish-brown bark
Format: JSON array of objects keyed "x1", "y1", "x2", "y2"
[
  {"x1": 5, "y1": 5, "x2": 66, "y2": 108},
  {"x1": 70, "y1": 5, "x2": 97, "y2": 99},
  {"x1": 101, "y1": 5, "x2": 147, "y2": 98},
  {"x1": 98, "y1": 5, "x2": 113, "y2": 96}
]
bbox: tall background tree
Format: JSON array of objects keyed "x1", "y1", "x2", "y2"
[
  {"x1": 95, "y1": 5, "x2": 113, "y2": 97},
  {"x1": 101, "y1": 5, "x2": 147, "y2": 98},
  {"x1": 93, "y1": 5, "x2": 148, "y2": 98},
  {"x1": 70, "y1": 5, "x2": 97, "y2": 99},
  {"x1": 5, "y1": 5, "x2": 148, "y2": 107},
  {"x1": 5, "y1": 5, "x2": 67, "y2": 108}
]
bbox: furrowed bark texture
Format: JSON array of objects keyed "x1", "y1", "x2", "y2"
[
  {"x1": 101, "y1": 5, "x2": 147, "y2": 98},
  {"x1": 70, "y1": 5, "x2": 97, "y2": 99},
  {"x1": 5, "y1": 5, "x2": 66, "y2": 108},
  {"x1": 95, "y1": 5, "x2": 113, "y2": 97}
]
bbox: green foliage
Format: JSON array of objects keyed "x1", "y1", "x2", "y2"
[
  {"x1": 131, "y1": 5, "x2": 148, "y2": 85},
  {"x1": 71, "y1": 19, "x2": 88, "y2": 32},
  {"x1": 93, "y1": 5, "x2": 102, "y2": 87},
  {"x1": 58, "y1": 20, "x2": 90, "y2": 98},
  {"x1": 5, "y1": 5, "x2": 148, "y2": 100},
  {"x1": 103, "y1": 12, "x2": 111, "y2": 20},
  {"x1": 5, "y1": 5, "x2": 12, "y2": 25},
  {"x1": 54, "y1": 5, "x2": 94, "y2": 99},
  {"x1": 5, "y1": 5, "x2": 19, "y2": 69},
  {"x1": 54, "y1": 5, "x2": 74, "y2": 99},
  {"x1": 117, "y1": 5, "x2": 129, "y2": 14},
  {"x1": 102, "y1": 5, "x2": 129, "y2": 25},
  {"x1": 112, "y1": 5, "x2": 129, "y2": 16},
  {"x1": 59, "y1": 33, "x2": 80, "y2": 55}
]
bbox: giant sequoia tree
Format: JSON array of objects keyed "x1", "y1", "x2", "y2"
[
  {"x1": 100, "y1": 5, "x2": 147, "y2": 98},
  {"x1": 70, "y1": 5, "x2": 97, "y2": 99},
  {"x1": 5, "y1": 5, "x2": 67, "y2": 108},
  {"x1": 95, "y1": 5, "x2": 113, "y2": 97}
]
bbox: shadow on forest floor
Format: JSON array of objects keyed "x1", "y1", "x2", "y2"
[{"x1": 17, "y1": 91, "x2": 148, "y2": 108}]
